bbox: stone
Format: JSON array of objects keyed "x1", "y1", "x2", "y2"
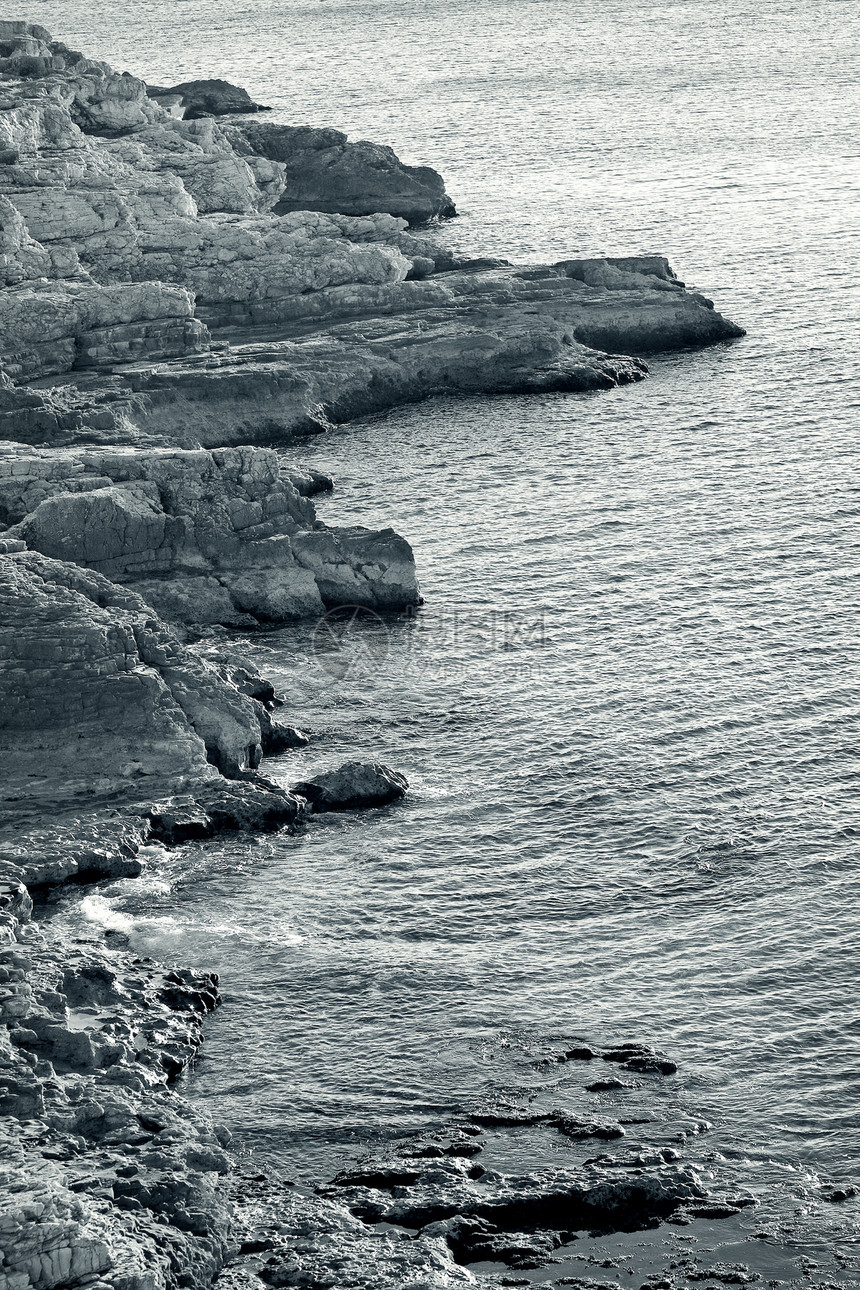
[
  {"x1": 0, "y1": 30, "x2": 751, "y2": 1290},
  {"x1": 1, "y1": 445, "x2": 421, "y2": 625},
  {"x1": 292, "y1": 761, "x2": 408, "y2": 812},
  {"x1": 0, "y1": 545, "x2": 315, "y2": 889},
  {"x1": 586, "y1": 1078, "x2": 637, "y2": 1092},
  {"x1": 0, "y1": 280, "x2": 209, "y2": 382},
  {"x1": 257, "y1": 707, "x2": 310, "y2": 756},
  {"x1": 0, "y1": 29, "x2": 741, "y2": 439},
  {"x1": 329, "y1": 1146, "x2": 707, "y2": 1239},
  {"x1": 0, "y1": 886, "x2": 231, "y2": 1290},
  {"x1": 237, "y1": 122, "x2": 455, "y2": 225},
  {"x1": 147, "y1": 79, "x2": 271, "y2": 119},
  {"x1": 601, "y1": 1045, "x2": 678, "y2": 1075}
]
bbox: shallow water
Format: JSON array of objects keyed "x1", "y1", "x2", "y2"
[{"x1": 42, "y1": 0, "x2": 860, "y2": 1216}]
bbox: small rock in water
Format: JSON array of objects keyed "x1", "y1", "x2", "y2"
[
  {"x1": 586, "y1": 1077, "x2": 637, "y2": 1092},
  {"x1": 292, "y1": 761, "x2": 408, "y2": 812},
  {"x1": 601, "y1": 1043, "x2": 677, "y2": 1075},
  {"x1": 823, "y1": 1185, "x2": 857, "y2": 1203}
]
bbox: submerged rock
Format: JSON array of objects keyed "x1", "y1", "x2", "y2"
[
  {"x1": 602, "y1": 1044, "x2": 678, "y2": 1075},
  {"x1": 332, "y1": 1154, "x2": 706, "y2": 1238},
  {"x1": 292, "y1": 761, "x2": 408, "y2": 812}
]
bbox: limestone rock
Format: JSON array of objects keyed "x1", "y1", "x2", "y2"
[
  {"x1": 147, "y1": 79, "x2": 271, "y2": 119},
  {"x1": 256, "y1": 707, "x2": 310, "y2": 756},
  {"x1": 0, "y1": 549, "x2": 226, "y2": 796},
  {"x1": 334, "y1": 1154, "x2": 705, "y2": 1233},
  {"x1": 0, "y1": 280, "x2": 209, "y2": 382},
  {"x1": 0, "y1": 28, "x2": 742, "y2": 437},
  {"x1": 238, "y1": 122, "x2": 456, "y2": 225},
  {"x1": 147, "y1": 779, "x2": 302, "y2": 844},
  {"x1": 1, "y1": 444, "x2": 421, "y2": 624},
  {"x1": 220, "y1": 1176, "x2": 477, "y2": 1290},
  {"x1": 0, "y1": 888, "x2": 232, "y2": 1290},
  {"x1": 292, "y1": 761, "x2": 408, "y2": 812}
]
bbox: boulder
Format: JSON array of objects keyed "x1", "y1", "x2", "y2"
[
  {"x1": 292, "y1": 761, "x2": 408, "y2": 812},
  {"x1": 147, "y1": 78, "x2": 271, "y2": 119},
  {"x1": 239, "y1": 122, "x2": 456, "y2": 225},
  {"x1": 257, "y1": 706, "x2": 310, "y2": 756}
]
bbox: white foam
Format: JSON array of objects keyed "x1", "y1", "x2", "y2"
[{"x1": 80, "y1": 893, "x2": 134, "y2": 934}]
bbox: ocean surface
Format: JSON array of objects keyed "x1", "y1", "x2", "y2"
[{"x1": 41, "y1": 0, "x2": 860, "y2": 1242}]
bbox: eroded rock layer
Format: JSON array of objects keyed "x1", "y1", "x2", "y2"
[
  {"x1": 0, "y1": 444, "x2": 419, "y2": 624},
  {"x1": 0, "y1": 21, "x2": 742, "y2": 448}
]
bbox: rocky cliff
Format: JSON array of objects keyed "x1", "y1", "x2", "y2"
[
  {"x1": 0, "y1": 21, "x2": 742, "y2": 447},
  {"x1": 0, "y1": 20, "x2": 750, "y2": 1290},
  {"x1": 0, "y1": 444, "x2": 418, "y2": 625}
]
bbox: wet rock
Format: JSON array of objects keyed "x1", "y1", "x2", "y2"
[
  {"x1": 334, "y1": 1157, "x2": 707, "y2": 1233},
  {"x1": 470, "y1": 1109, "x2": 555, "y2": 1128},
  {"x1": 680, "y1": 1202, "x2": 743, "y2": 1219},
  {"x1": 330, "y1": 1164, "x2": 423, "y2": 1189},
  {"x1": 258, "y1": 708, "x2": 310, "y2": 756},
  {"x1": 622, "y1": 1056, "x2": 677, "y2": 1075},
  {"x1": 601, "y1": 1044, "x2": 677, "y2": 1075},
  {"x1": 292, "y1": 761, "x2": 408, "y2": 812},
  {"x1": 148, "y1": 78, "x2": 271, "y2": 118},
  {"x1": 553, "y1": 1116, "x2": 625, "y2": 1141},
  {"x1": 225, "y1": 1183, "x2": 476, "y2": 1289},
  {"x1": 406, "y1": 1136, "x2": 484, "y2": 1160},
  {"x1": 586, "y1": 1078, "x2": 637, "y2": 1092},
  {"x1": 149, "y1": 779, "x2": 303, "y2": 843},
  {"x1": 565, "y1": 1046, "x2": 597, "y2": 1060},
  {"x1": 432, "y1": 1222, "x2": 563, "y2": 1270},
  {"x1": 681, "y1": 1262, "x2": 760, "y2": 1284}
]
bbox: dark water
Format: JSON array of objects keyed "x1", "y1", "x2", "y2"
[{"x1": 44, "y1": 0, "x2": 860, "y2": 1231}]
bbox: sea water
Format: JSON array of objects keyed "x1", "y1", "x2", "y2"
[{"x1": 40, "y1": 0, "x2": 860, "y2": 1218}]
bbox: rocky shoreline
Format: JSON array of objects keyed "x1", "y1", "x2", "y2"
[{"x1": 0, "y1": 18, "x2": 778, "y2": 1290}]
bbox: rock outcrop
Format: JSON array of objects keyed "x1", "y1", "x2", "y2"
[
  {"x1": 0, "y1": 886, "x2": 233, "y2": 1290},
  {"x1": 0, "y1": 545, "x2": 310, "y2": 889},
  {"x1": 146, "y1": 79, "x2": 271, "y2": 120},
  {"x1": 0, "y1": 444, "x2": 420, "y2": 626},
  {"x1": 0, "y1": 23, "x2": 754, "y2": 1290},
  {"x1": 237, "y1": 122, "x2": 456, "y2": 225},
  {"x1": 0, "y1": 22, "x2": 742, "y2": 448}
]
